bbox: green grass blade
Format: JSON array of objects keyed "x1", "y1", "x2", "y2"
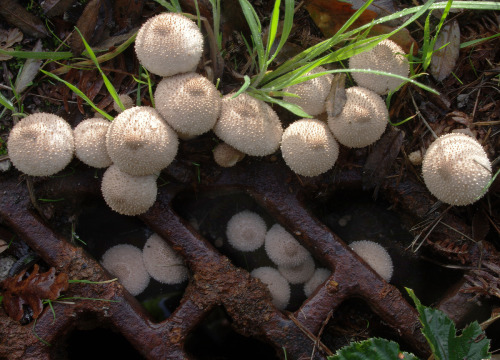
[
  {"x1": 266, "y1": 0, "x2": 282, "y2": 60},
  {"x1": 232, "y1": 75, "x2": 252, "y2": 98},
  {"x1": 0, "y1": 49, "x2": 73, "y2": 60},
  {"x1": 461, "y1": 32, "x2": 500, "y2": 49},
  {"x1": 239, "y1": 0, "x2": 265, "y2": 70},
  {"x1": 422, "y1": 0, "x2": 453, "y2": 71},
  {"x1": 334, "y1": 0, "x2": 374, "y2": 38},
  {"x1": 75, "y1": 27, "x2": 124, "y2": 111},
  {"x1": 249, "y1": 90, "x2": 312, "y2": 118},
  {"x1": 267, "y1": 0, "x2": 294, "y2": 65},
  {"x1": 154, "y1": 0, "x2": 181, "y2": 12},
  {"x1": 0, "y1": 92, "x2": 15, "y2": 111},
  {"x1": 41, "y1": 69, "x2": 113, "y2": 120}
]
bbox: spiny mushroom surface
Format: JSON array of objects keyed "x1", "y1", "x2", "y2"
[
  {"x1": 213, "y1": 93, "x2": 283, "y2": 156},
  {"x1": 350, "y1": 240, "x2": 393, "y2": 282},
  {"x1": 101, "y1": 164, "x2": 157, "y2": 216},
  {"x1": 349, "y1": 39, "x2": 409, "y2": 95},
  {"x1": 155, "y1": 72, "x2": 221, "y2": 137},
  {"x1": 101, "y1": 244, "x2": 150, "y2": 296},
  {"x1": 74, "y1": 118, "x2": 112, "y2": 168},
  {"x1": 304, "y1": 268, "x2": 331, "y2": 297},
  {"x1": 134, "y1": 13, "x2": 203, "y2": 77},
  {"x1": 7, "y1": 112, "x2": 74, "y2": 176},
  {"x1": 264, "y1": 224, "x2": 310, "y2": 267},
  {"x1": 113, "y1": 94, "x2": 135, "y2": 113},
  {"x1": 143, "y1": 233, "x2": 188, "y2": 284},
  {"x1": 251, "y1": 267, "x2": 290, "y2": 310},
  {"x1": 422, "y1": 133, "x2": 492, "y2": 206},
  {"x1": 213, "y1": 142, "x2": 245, "y2": 167},
  {"x1": 281, "y1": 118, "x2": 339, "y2": 177},
  {"x1": 226, "y1": 210, "x2": 267, "y2": 252},
  {"x1": 106, "y1": 106, "x2": 178, "y2": 176},
  {"x1": 278, "y1": 254, "x2": 315, "y2": 284},
  {"x1": 328, "y1": 86, "x2": 388, "y2": 148},
  {"x1": 283, "y1": 66, "x2": 333, "y2": 116}
]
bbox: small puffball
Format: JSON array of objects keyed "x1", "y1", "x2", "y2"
[
  {"x1": 113, "y1": 94, "x2": 135, "y2": 113},
  {"x1": 226, "y1": 210, "x2": 267, "y2": 252},
  {"x1": 408, "y1": 150, "x2": 422, "y2": 166},
  {"x1": 251, "y1": 267, "x2": 290, "y2": 310},
  {"x1": 278, "y1": 254, "x2": 315, "y2": 284},
  {"x1": 350, "y1": 240, "x2": 393, "y2": 282},
  {"x1": 264, "y1": 224, "x2": 310, "y2": 267},
  {"x1": 213, "y1": 143, "x2": 245, "y2": 167},
  {"x1": 304, "y1": 268, "x2": 331, "y2": 297},
  {"x1": 74, "y1": 118, "x2": 112, "y2": 168},
  {"x1": 101, "y1": 244, "x2": 150, "y2": 296},
  {"x1": 143, "y1": 233, "x2": 188, "y2": 284}
]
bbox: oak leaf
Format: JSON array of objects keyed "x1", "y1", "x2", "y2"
[{"x1": 0, "y1": 264, "x2": 69, "y2": 321}]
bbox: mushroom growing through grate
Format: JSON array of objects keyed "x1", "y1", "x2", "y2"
[
  {"x1": 143, "y1": 233, "x2": 188, "y2": 284},
  {"x1": 283, "y1": 66, "x2": 333, "y2": 116},
  {"x1": 264, "y1": 224, "x2": 310, "y2": 267},
  {"x1": 101, "y1": 244, "x2": 150, "y2": 296},
  {"x1": 134, "y1": 12, "x2": 203, "y2": 77},
  {"x1": 74, "y1": 118, "x2": 112, "y2": 168},
  {"x1": 154, "y1": 73, "x2": 221, "y2": 137},
  {"x1": 350, "y1": 240, "x2": 393, "y2": 282},
  {"x1": 213, "y1": 93, "x2": 283, "y2": 156},
  {"x1": 226, "y1": 210, "x2": 267, "y2": 252},
  {"x1": 278, "y1": 254, "x2": 316, "y2": 284},
  {"x1": 106, "y1": 106, "x2": 178, "y2": 176},
  {"x1": 327, "y1": 86, "x2": 388, "y2": 148},
  {"x1": 7, "y1": 112, "x2": 74, "y2": 176},
  {"x1": 101, "y1": 164, "x2": 157, "y2": 216},
  {"x1": 349, "y1": 39, "x2": 409, "y2": 95},
  {"x1": 251, "y1": 267, "x2": 290, "y2": 310},
  {"x1": 303, "y1": 268, "x2": 332, "y2": 297},
  {"x1": 421, "y1": 132, "x2": 492, "y2": 206},
  {"x1": 213, "y1": 142, "x2": 245, "y2": 167},
  {"x1": 280, "y1": 118, "x2": 339, "y2": 177}
]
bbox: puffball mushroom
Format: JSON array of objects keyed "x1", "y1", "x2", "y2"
[
  {"x1": 154, "y1": 72, "x2": 221, "y2": 137},
  {"x1": 106, "y1": 106, "x2": 178, "y2": 176},
  {"x1": 226, "y1": 210, "x2": 267, "y2": 252},
  {"x1": 350, "y1": 240, "x2": 393, "y2": 282},
  {"x1": 265, "y1": 224, "x2": 310, "y2": 267},
  {"x1": 113, "y1": 94, "x2": 135, "y2": 113},
  {"x1": 278, "y1": 254, "x2": 315, "y2": 284},
  {"x1": 280, "y1": 118, "x2": 339, "y2": 177},
  {"x1": 213, "y1": 142, "x2": 245, "y2": 167},
  {"x1": 422, "y1": 133, "x2": 492, "y2": 206},
  {"x1": 7, "y1": 112, "x2": 74, "y2": 176},
  {"x1": 143, "y1": 233, "x2": 188, "y2": 284},
  {"x1": 304, "y1": 268, "x2": 331, "y2": 297},
  {"x1": 101, "y1": 164, "x2": 157, "y2": 216},
  {"x1": 213, "y1": 93, "x2": 283, "y2": 156},
  {"x1": 135, "y1": 12, "x2": 203, "y2": 77},
  {"x1": 101, "y1": 244, "x2": 150, "y2": 296},
  {"x1": 328, "y1": 86, "x2": 388, "y2": 148},
  {"x1": 284, "y1": 66, "x2": 333, "y2": 116},
  {"x1": 74, "y1": 118, "x2": 112, "y2": 168},
  {"x1": 349, "y1": 39, "x2": 409, "y2": 95},
  {"x1": 251, "y1": 267, "x2": 290, "y2": 310}
]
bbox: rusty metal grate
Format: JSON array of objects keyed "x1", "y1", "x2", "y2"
[{"x1": 1, "y1": 145, "x2": 498, "y2": 359}]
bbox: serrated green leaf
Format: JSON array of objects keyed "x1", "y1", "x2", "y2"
[{"x1": 328, "y1": 338, "x2": 418, "y2": 360}]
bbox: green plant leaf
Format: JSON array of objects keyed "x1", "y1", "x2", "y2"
[
  {"x1": 328, "y1": 338, "x2": 418, "y2": 360},
  {"x1": 0, "y1": 92, "x2": 15, "y2": 111},
  {"x1": 407, "y1": 288, "x2": 491, "y2": 360},
  {"x1": 0, "y1": 49, "x2": 73, "y2": 60},
  {"x1": 239, "y1": 0, "x2": 264, "y2": 70}
]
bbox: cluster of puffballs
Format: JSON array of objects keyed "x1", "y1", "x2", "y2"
[{"x1": 225, "y1": 210, "x2": 394, "y2": 310}]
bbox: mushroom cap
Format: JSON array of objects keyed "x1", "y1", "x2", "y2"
[
  {"x1": 284, "y1": 66, "x2": 333, "y2": 116},
  {"x1": 154, "y1": 73, "x2": 221, "y2": 136},
  {"x1": 422, "y1": 133, "x2": 492, "y2": 206},
  {"x1": 251, "y1": 267, "x2": 290, "y2": 310},
  {"x1": 281, "y1": 118, "x2": 339, "y2": 177},
  {"x1": 350, "y1": 240, "x2": 393, "y2": 282},
  {"x1": 7, "y1": 112, "x2": 74, "y2": 176},
  {"x1": 134, "y1": 13, "x2": 203, "y2": 77},
  {"x1": 278, "y1": 254, "x2": 315, "y2": 284},
  {"x1": 213, "y1": 142, "x2": 245, "y2": 167},
  {"x1": 101, "y1": 164, "x2": 157, "y2": 216},
  {"x1": 113, "y1": 94, "x2": 135, "y2": 113},
  {"x1": 226, "y1": 210, "x2": 267, "y2": 252},
  {"x1": 213, "y1": 93, "x2": 283, "y2": 156},
  {"x1": 327, "y1": 86, "x2": 388, "y2": 148},
  {"x1": 349, "y1": 39, "x2": 409, "y2": 95},
  {"x1": 304, "y1": 268, "x2": 331, "y2": 297},
  {"x1": 74, "y1": 118, "x2": 112, "y2": 168},
  {"x1": 106, "y1": 106, "x2": 178, "y2": 176},
  {"x1": 101, "y1": 244, "x2": 150, "y2": 296},
  {"x1": 264, "y1": 224, "x2": 310, "y2": 267},
  {"x1": 143, "y1": 233, "x2": 188, "y2": 284}
]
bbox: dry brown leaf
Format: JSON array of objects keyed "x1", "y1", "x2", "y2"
[
  {"x1": 14, "y1": 40, "x2": 43, "y2": 94},
  {"x1": 430, "y1": 20, "x2": 460, "y2": 82},
  {"x1": 0, "y1": 264, "x2": 69, "y2": 321},
  {"x1": 40, "y1": 0, "x2": 75, "y2": 17},
  {"x1": 0, "y1": 0, "x2": 49, "y2": 38},
  {"x1": 0, "y1": 28, "x2": 23, "y2": 61}
]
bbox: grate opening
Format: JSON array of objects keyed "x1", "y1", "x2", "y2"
[{"x1": 184, "y1": 306, "x2": 279, "y2": 360}]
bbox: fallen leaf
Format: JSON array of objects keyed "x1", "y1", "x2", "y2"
[
  {"x1": 14, "y1": 40, "x2": 43, "y2": 94},
  {"x1": 346, "y1": 0, "x2": 396, "y2": 17},
  {"x1": 325, "y1": 73, "x2": 346, "y2": 117},
  {"x1": 0, "y1": 0, "x2": 49, "y2": 38},
  {"x1": 113, "y1": 0, "x2": 144, "y2": 29},
  {"x1": 0, "y1": 28, "x2": 23, "y2": 61},
  {"x1": 0, "y1": 264, "x2": 69, "y2": 321},
  {"x1": 430, "y1": 20, "x2": 460, "y2": 82},
  {"x1": 41, "y1": 0, "x2": 75, "y2": 17}
]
